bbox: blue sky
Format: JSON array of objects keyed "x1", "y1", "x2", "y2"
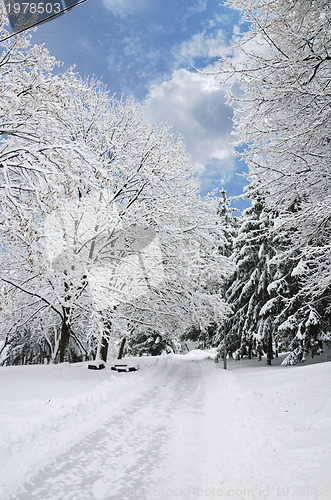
[{"x1": 26, "y1": 0, "x2": 249, "y2": 209}]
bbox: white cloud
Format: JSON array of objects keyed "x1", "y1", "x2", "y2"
[
  {"x1": 174, "y1": 29, "x2": 226, "y2": 67},
  {"x1": 186, "y1": 0, "x2": 208, "y2": 16},
  {"x1": 144, "y1": 69, "x2": 236, "y2": 192}
]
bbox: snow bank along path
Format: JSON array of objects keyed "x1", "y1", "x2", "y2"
[{"x1": 1, "y1": 353, "x2": 330, "y2": 500}]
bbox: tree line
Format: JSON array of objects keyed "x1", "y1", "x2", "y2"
[
  {"x1": 213, "y1": 0, "x2": 330, "y2": 365},
  {"x1": 0, "y1": 0, "x2": 330, "y2": 366},
  {"x1": 0, "y1": 6, "x2": 230, "y2": 365}
]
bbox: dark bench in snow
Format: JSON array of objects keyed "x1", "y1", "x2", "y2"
[
  {"x1": 111, "y1": 364, "x2": 138, "y2": 373},
  {"x1": 88, "y1": 362, "x2": 105, "y2": 370}
]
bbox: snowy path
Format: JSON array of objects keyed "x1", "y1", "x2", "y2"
[
  {"x1": 5, "y1": 356, "x2": 331, "y2": 500},
  {"x1": 14, "y1": 360, "x2": 212, "y2": 499}
]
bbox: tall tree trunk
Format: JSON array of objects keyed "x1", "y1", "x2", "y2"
[
  {"x1": 98, "y1": 308, "x2": 117, "y2": 363},
  {"x1": 99, "y1": 333, "x2": 109, "y2": 363},
  {"x1": 267, "y1": 331, "x2": 273, "y2": 366},
  {"x1": 59, "y1": 309, "x2": 71, "y2": 363},
  {"x1": 98, "y1": 316, "x2": 113, "y2": 363},
  {"x1": 118, "y1": 337, "x2": 126, "y2": 359}
]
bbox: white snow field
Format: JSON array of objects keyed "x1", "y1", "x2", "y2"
[{"x1": 0, "y1": 351, "x2": 330, "y2": 500}]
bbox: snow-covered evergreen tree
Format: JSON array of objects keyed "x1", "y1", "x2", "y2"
[
  {"x1": 269, "y1": 205, "x2": 331, "y2": 365},
  {"x1": 213, "y1": 190, "x2": 239, "y2": 359},
  {"x1": 226, "y1": 190, "x2": 277, "y2": 363},
  {"x1": 223, "y1": 187, "x2": 330, "y2": 366}
]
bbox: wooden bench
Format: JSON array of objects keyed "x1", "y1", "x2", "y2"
[
  {"x1": 111, "y1": 364, "x2": 138, "y2": 373},
  {"x1": 88, "y1": 362, "x2": 105, "y2": 370}
]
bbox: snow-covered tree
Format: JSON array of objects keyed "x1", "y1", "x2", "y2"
[
  {"x1": 221, "y1": 187, "x2": 330, "y2": 366},
  {"x1": 180, "y1": 190, "x2": 238, "y2": 352},
  {"x1": 269, "y1": 207, "x2": 331, "y2": 365},
  {"x1": 0, "y1": 11, "x2": 231, "y2": 364},
  {"x1": 209, "y1": 189, "x2": 240, "y2": 358},
  {"x1": 213, "y1": 0, "x2": 331, "y2": 362},
  {"x1": 0, "y1": 13, "x2": 106, "y2": 362},
  {"x1": 225, "y1": 190, "x2": 278, "y2": 363},
  {"x1": 217, "y1": 0, "x2": 330, "y2": 242}
]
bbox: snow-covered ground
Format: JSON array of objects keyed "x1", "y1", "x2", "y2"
[{"x1": 0, "y1": 351, "x2": 330, "y2": 500}]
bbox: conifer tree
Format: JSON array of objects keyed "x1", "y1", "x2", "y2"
[
  {"x1": 269, "y1": 204, "x2": 331, "y2": 365},
  {"x1": 226, "y1": 191, "x2": 277, "y2": 364},
  {"x1": 214, "y1": 189, "x2": 239, "y2": 360}
]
